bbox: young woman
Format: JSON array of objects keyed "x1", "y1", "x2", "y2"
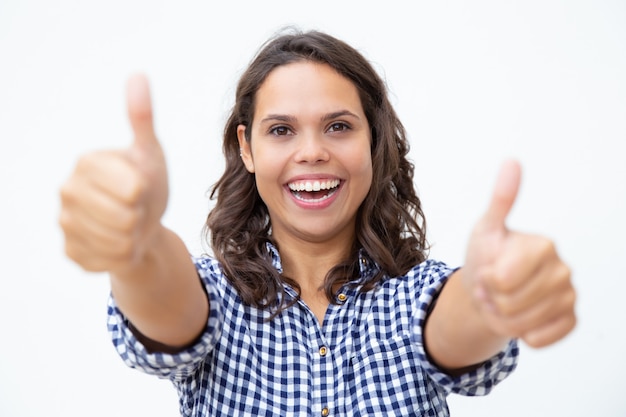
[{"x1": 59, "y1": 30, "x2": 576, "y2": 416}]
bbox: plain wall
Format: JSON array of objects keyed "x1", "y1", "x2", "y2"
[{"x1": 1, "y1": 0, "x2": 624, "y2": 415}]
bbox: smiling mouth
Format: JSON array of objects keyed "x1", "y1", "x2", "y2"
[{"x1": 287, "y1": 179, "x2": 341, "y2": 202}]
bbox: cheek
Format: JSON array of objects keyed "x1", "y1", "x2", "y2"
[
  {"x1": 360, "y1": 150, "x2": 373, "y2": 179},
  {"x1": 353, "y1": 154, "x2": 374, "y2": 196},
  {"x1": 251, "y1": 157, "x2": 283, "y2": 200}
]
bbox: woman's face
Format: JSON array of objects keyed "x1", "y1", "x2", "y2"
[{"x1": 238, "y1": 61, "x2": 372, "y2": 247}]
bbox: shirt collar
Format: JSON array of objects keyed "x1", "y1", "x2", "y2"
[
  {"x1": 265, "y1": 241, "x2": 283, "y2": 274},
  {"x1": 357, "y1": 248, "x2": 379, "y2": 282}
]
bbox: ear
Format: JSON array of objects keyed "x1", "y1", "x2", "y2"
[{"x1": 237, "y1": 124, "x2": 255, "y2": 173}]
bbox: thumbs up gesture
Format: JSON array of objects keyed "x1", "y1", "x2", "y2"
[
  {"x1": 463, "y1": 160, "x2": 576, "y2": 348},
  {"x1": 60, "y1": 74, "x2": 169, "y2": 273}
]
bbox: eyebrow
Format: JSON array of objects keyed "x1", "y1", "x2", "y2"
[{"x1": 260, "y1": 110, "x2": 361, "y2": 124}]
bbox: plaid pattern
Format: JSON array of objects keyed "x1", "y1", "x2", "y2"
[{"x1": 108, "y1": 244, "x2": 518, "y2": 416}]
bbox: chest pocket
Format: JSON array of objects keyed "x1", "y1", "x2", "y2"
[{"x1": 345, "y1": 335, "x2": 437, "y2": 415}]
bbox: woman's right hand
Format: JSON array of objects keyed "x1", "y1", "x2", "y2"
[{"x1": 59, "y1": 74, "x2": 169, "y2": 274}]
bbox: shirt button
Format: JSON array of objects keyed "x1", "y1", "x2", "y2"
[
  {"x1": 321, "y1": 407, "x2": 330, "y2": 416},
  {"x1": 319, "y1": 346, "x2": 328, "y2": 357},
  {"x1": 337, "y1": 293, "x2": 347, "y2": 302}
]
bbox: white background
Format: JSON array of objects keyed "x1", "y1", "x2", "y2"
[{"x1": 1, "y1": 1, "x2": 624, "y2": 416}]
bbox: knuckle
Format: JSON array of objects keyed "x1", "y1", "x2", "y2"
[
  {"x1": 553, "y1": 265, "x2": 575, "y2": 295},
  {"x1": 59, "y1": 182, "x2": 71, "y2": 200},
  {"x1": 490, "y1": 271, "x2": 514, "y2": 293},
  {"x1": 75, "y1": 152, "x2": 99, "y2": 172},
  {"x1": 59, "y1": 180, "x2": 78, "y2": 205},
  {"x1": 58, "y1": 211, "x2": 71, "y2": 232},
  {"x1": 537, "y1": 237, "x2": 557, "y2": 257},
  {"x1": 64, "y1": 241, "x2": 94, "y2": 270},
  {"x1": 567, "y1": 312, "x2": 578, "y2": 331},
  {"x1": 522, "y1": 333, "x2": 544, "y2": 348},
  {"x1": 557, "y1": 262, "x2": 572, "y2": 280},
  {"x1": 63, "y1": 241, "x2": 79, "y2": 262},
  {"x1": 564, "y1": 287, "x2": 577, "y2": 310}
]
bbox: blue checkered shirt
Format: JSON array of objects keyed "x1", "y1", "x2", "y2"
[{"x1": 108, "y1": 244, "x2": 518, "y2": 416}]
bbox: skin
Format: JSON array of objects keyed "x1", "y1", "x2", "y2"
[{"x1": 59, "y1": 66, "x2": 576, "y2": 369}]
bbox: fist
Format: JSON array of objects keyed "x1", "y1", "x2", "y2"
[
  {"x1": 463, "y1": 160, "x2": 577, "y2": 348},
  {"x1": 59, "y1": 75, "x2": 169, "y2": 273}
]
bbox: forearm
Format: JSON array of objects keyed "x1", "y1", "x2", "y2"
[
  {"x1": 110, "y1": 225, "x2": 209, "y2": 349},
  {"x1": 424, "y1": 269, "x2": 510, "y2": 373}
]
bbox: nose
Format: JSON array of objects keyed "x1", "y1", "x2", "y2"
[{"x1": 294, "y1": 131, "x2": 330, "y2": 164}]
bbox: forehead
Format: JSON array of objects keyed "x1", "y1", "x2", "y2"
[{"x1": 254, "y1": 61, "x2": 364, "y2": 117}]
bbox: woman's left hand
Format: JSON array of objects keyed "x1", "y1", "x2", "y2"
[{"x1": 462, "y1": 160, "x2": 577, "y2": 348}]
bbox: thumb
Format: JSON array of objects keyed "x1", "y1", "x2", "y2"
[
  {"x1": 126, "y1": 73, "x2": 158, "y2": 150},
  {"x1": 482, "y1": 159, "x2": 522, "y2": 231}
]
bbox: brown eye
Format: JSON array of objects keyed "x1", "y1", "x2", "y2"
[
  {"x1": 327, "y1": 122, "x2": 349, "y2": 133},
  {"x1": 270, "y1": 125, "x2": 291, "y2": 136}
]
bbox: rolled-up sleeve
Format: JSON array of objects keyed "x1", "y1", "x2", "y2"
[
  {"x1": 106, "y1": 256, "x2": 225, "y2": 382},
  {"x1": 410, "y1": 260, "x2": 519, "y2": 396}
]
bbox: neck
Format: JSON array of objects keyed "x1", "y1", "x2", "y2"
[{"x1": 274, "y1": 233, "x2": 354, "y2": 294}]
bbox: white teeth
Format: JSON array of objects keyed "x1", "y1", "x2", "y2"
[
  {"x1": 292, "y1": 190, "x2": 336, "y2": 203},
  {"x1": 288, "y1": 179, "x2": 341, "y2": 203},
  {"x1": 288, "y1": 179, "x2": 340, "y2": 192}
]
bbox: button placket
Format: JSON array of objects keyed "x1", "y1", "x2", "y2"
[{"x1": 310, "y1": 322, "x2": 333, "y2": 417}]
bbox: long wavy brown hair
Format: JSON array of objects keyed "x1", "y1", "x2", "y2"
[{"x1": 204, "y1": 29, "x2": 428, "y2": 316}]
